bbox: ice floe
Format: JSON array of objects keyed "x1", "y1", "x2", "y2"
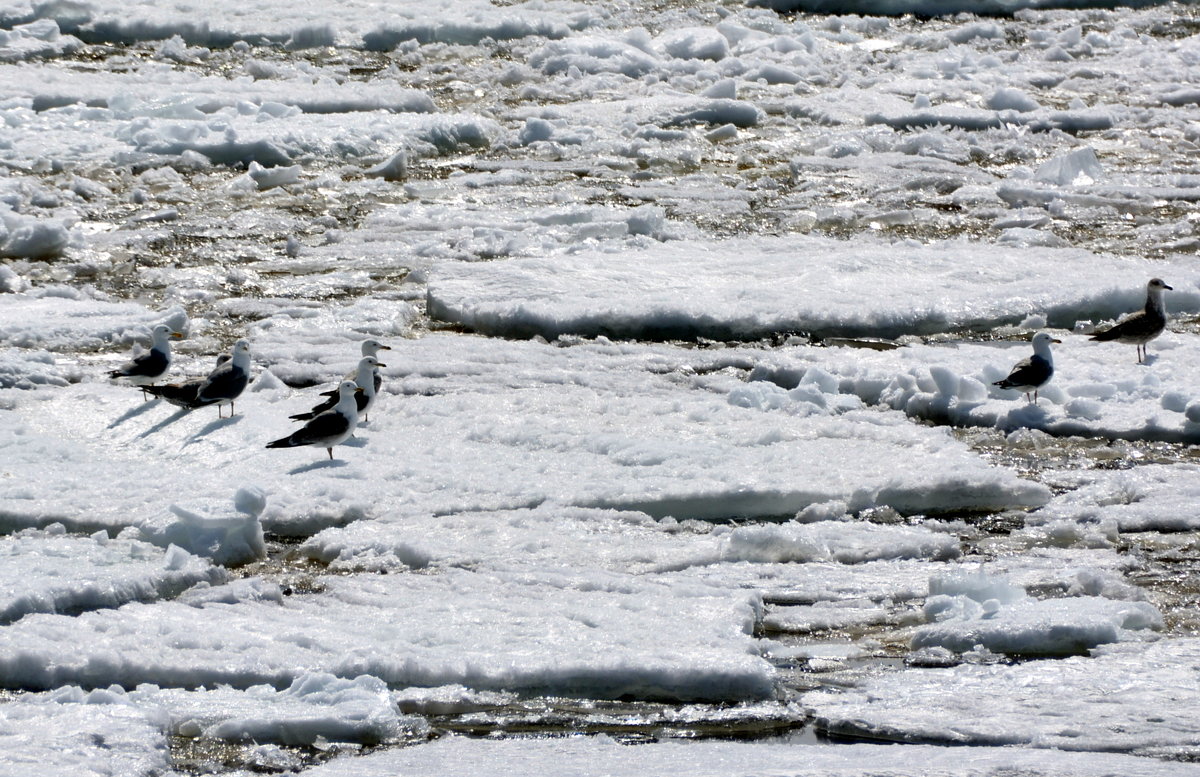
[{"x1": 807, "y1": 638, "x2": 1200, "y2": 757}]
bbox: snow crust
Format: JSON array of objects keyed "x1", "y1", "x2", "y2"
[
  {"x1": 426, "y1": 236, "x2": 1200, "y2": 340},
  {"x1": 2, "y1": 0, "x2": 1200, "y2": 771},
  {"x1": 0, "y1": 568, "x2": 773, "y2": 702},
  {"x1": 0, "y1": 333, "x2": 1048, "y2": 537},
  {"x1": 807, "y1": 638, "x2": 1200, "y2": 756},
  {"x1": 298, "y1": 733, "x2": 1200, "y2": 777},
  {"x1": 0, "y1": 528, "x2": 227, "y2": 624}
]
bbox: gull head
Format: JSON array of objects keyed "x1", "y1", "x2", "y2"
[
  {"x1": 1148, "y1": 277, "x2": 1173, "y2": 293},
  {"x1": 151, "y1": 324, "x2": 184, "y2": 342},
  {"x1": 230, "y1": 339, "x2": 252, "y2": 367},
  {"x1": 1032, "y1": 331, "x2": 1062, "y2": 357},
  {"x1": 362, "y1": 339, "x2": 392, "y2": 356}
]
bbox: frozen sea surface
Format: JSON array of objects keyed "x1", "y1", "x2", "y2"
[{"x1": 3, "y1": 0, "x2": 1200, "y2": 774}]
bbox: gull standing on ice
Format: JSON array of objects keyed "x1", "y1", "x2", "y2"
[
  {"x1": 993, "y1": 332, "x2": 1061, "y2": 404},
  {"x1": 146, "y1": 339, "x2": 251, "y2": 417},
  {"x1": 140, "y1": 353, "x2": 231, "y2": 408},
  {"x1": 350, "y1": 339, "x2": 391, "y2": 393},
  {"x1": 1089, "y1": 278, "x2": 1173, "y2": 363},
  {"x1": 109, "y1": 324, "x2": 183, "y2": 399},
  {"x1": 267, "y1": 380, "x2": 362, "y2": 460},
  {"x1": 290, "y1": 356, "x2": 386, "y2": 424}
]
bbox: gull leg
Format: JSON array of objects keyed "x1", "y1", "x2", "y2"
[{"x1": 327, "y1": 447, "x2": 334, "y2": 460}]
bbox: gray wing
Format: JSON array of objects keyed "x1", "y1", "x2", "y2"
[
  {"x1": 288, "y1": 409, "x2": 353, "y2": 446},
  {"x1": 196, "y1": 363, "x2": 248, "y2": 405},
  {"x1": 996, "y1": 355, "x2": 1051, "y2": 388},
  {"x1": 111, "y1": 347, "x2": 168, "y2": 379}
]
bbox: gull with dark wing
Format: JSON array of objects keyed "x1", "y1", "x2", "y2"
[
  {"x1": 267, "y1": 380, "x2": 361, "y2": 460},
  {"x1": 993, "y1": 332, "x2": 1061, "y2": 404},
  {"x1": 348, "y1": 339, "x2": 391, "y2": 393},
  {"x1": 1089, "y1": 278, "x2": 1172, "y2": 363},
  {"x1": 141, "y1": 353, "x2": 231, "y2": 408},
  {"x1": 290, "y1": 356, "x2": 386, "y2": 424},
  {"x1": 145, "y1": 339, "x2": 251, "y2": 418},
  {"x1": 109, "y1": 324, "x2": 183, "y2": 399}
]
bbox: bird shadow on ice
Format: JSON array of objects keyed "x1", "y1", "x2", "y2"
[
  {"x1": 108, "y1": 399, "x2": 163, "y2": 430},
  {"x1": 135, "y1": 407, "x2": 193, "y2": 438},
  {"x1": 288, "y1": 459, "x2": 348, "y2": 475},
  {"x1": 182, "y1": 415, "x2": 243, "y2": 446}
]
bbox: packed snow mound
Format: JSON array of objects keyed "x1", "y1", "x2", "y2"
[
  {"x1": 913, "y1": 569, "x2": 1161, "y2": 656},
  {"x1": 125, "y1": 672, "x2": 423, "y2": 745},
  {"x1": 137, "y1": 488, "x2": 267, "y2": 567},
  {"x1": 0, "y1": 19, "x2": 83, "y2": 62}
]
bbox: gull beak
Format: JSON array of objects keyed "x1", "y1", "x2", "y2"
[
  {"x1": 1051, "y1": 338, "x2": 1063, "y2": 344},
  {"x1": 380, "y1": 345, "x2": 393, "y2": 350},
  {"x1": 1164, "y1": 284, "x2": 1174, "y2": 291},
  {"x1": 355, "y1": 387, "x2": 364, "y2": 394},
  {"x1": 171, "y1": 332, "x2": 185, "y2": 339},
  {"x1": 375, "y1": 362, "x2": 388, "y2": 368}
]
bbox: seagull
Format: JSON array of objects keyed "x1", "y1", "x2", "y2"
[
  {"x1": 1089, "y1": 278, "x2": 1173, "y2": 363},
  {"x1": 349, "y1": 339, "x2": 391, "y2": 393},
  {"x1": 145, "y1": 339, "x2": 251, "y2": 418},
  {"x1": 993, "y1": 332, "x2": 1061, "y2": 404},
  {"x1": 290, "y1": 356, "x2": 386, "y2": 424},
  {"x1": 267, "y1": 380, "x2": 362, "y2": 460},
  {"x1": 140, "y1": 353, "x2": 231, "y2": 408},
  {"x1": 109, "y1": 324, "x2": 183, "y2": 399}
]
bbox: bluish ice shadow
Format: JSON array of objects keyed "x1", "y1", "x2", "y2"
[
  {"x1": 109, "y1": 398, "x2": 163, "y2": 429},
  {"x1": 135, "y1": 406, "x2": 193, "y2": 438},
  {"x1": 183, "y1": 414, "x2": 243, "y2": 446},
  {"x1": 287, "y1": 459, "x2": 349, "y2": 475}
]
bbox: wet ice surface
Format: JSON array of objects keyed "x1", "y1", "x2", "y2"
[{"x1": 3, "y1": 0, "x2": 1200, "y2": 774}]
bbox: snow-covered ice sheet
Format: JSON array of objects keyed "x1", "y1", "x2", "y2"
[
  {"x1": 748, "y1": 331, "x2": 1200, "y2": 443},
  {"x1": 295, "y1": 732, "x2": 1200, "y2": 777},
  {"x1": 124, "y1": 672, "x2": 422, "y2": 745},
  {"x1": 806, "y1": 638, "x2": 1200, "y2": 756},
  {"x1": 0, "y1": 332, "x2": 1047, "y2": 535},
  {"x1": 2, "y1": 0, "x2": 1200, "y2": 769},
  {"x1": 426, "y1": 235, "x2": 1200, "y2": 340},
  {"x1": 0, "y1": 567, "x2": 772, "y2": 702},
  {"x1": 300, "y1": 506, "x2": 962, "y2": 576},
  {"x1": 0, "y1": 528, "x2": 226, "y2": 624},
  {"x1": 1032, "y1": 463, "x2": 1200, "y2": 532},
  {"x1": 0, "y1": 694, "x2": 170, "y2": 777}
]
